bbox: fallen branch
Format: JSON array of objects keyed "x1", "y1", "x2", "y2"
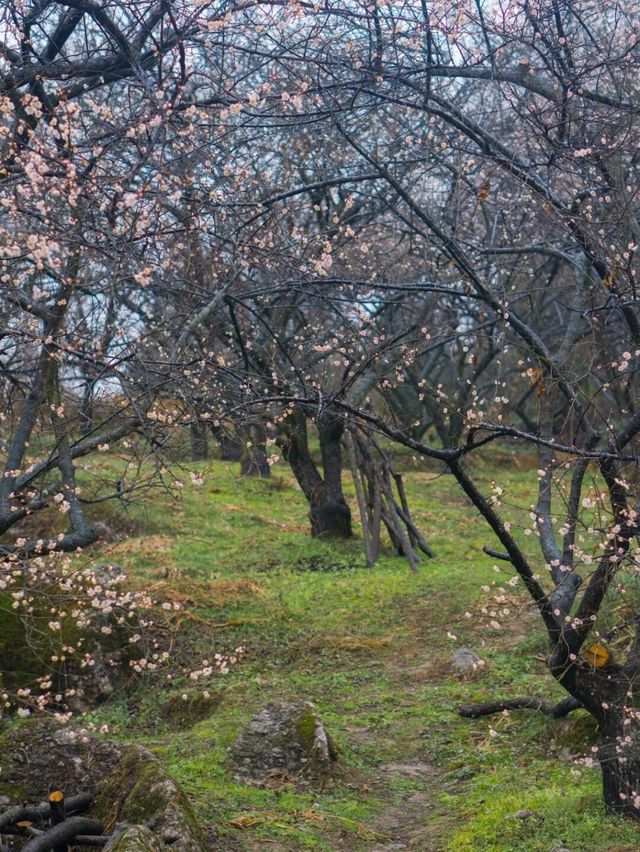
[
  {"x1": 458, "y1": 695, "x2": 582, "y2": 718},
  {"x1": 22, "y1": 817, "x2": 103, "y2": 852}
]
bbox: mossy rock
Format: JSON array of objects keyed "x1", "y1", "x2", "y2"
[
  {"x1": 158, "y1": 688, "x2": 221, "y2": 729},
  {"x1": 230, "y1": 701, "x2": 338, "y2": 787},
  {"x1": 105, "y1": 825, "x2": 163, "y2": 851},
  {"x1": 96, "y1": 745, "x2": 206, "y2": 851}
]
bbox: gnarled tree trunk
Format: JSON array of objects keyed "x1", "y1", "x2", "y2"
[
  {"x1": 573, "y1": 668, "x2": 640, "y2": 817},
  {"x1": 279, "y1": 408, "x2": 351, "y2": 539},
  {"x1": 314, "y1": 412, "x2": 352, "y2": 538},
  {"x1": 598, "y1": 715, "x2": 640, "y2": 815},
  {"x1": 547, "y1": 636, "x2": 640, "y2": 818}
]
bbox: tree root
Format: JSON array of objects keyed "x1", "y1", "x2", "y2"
[{"x1": 458, "y1": 695, "x2": 582, "y2": 718}]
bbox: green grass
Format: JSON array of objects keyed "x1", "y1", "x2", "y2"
[{"x1": 78, "y1": 455, "x2": 640, "y2": 851}]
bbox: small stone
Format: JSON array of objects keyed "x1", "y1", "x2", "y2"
[
  {"x1": 549, "y1": 845, "x2": 571, "y2": 852},
  {"x1": 378, "y1": 762, "x2": 432, "y2": 779},
  {"x1": 506, "y1": 808, "x2": 534, "y2": 820},
  {"x1": 449, "y1": 647, "x2": 483, "y2": 675},
  {"x1": 230, "y1": 701, "x2": 337, "y2": 786}
]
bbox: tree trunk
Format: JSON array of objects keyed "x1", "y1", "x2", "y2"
[
  {"x1": 279, "y1": 409, "x2": 351, "y2": 539},
  {"x1": 212, "y1": 425, "x2": 244, "y2": 461},
  {"x1": 555, "y1": 663, "x2": 640, "y2": 819},
  {"x1": 308, "y1": 482, "x2": 352, "y2": 538},
  {"x1": 313, "y1": 413, "x2": 351, "y2": 538},
  {"x1": 598, "y1": 713, "x2": 640, "y2": 816},
  {"x1": 190, "y1": 421, "x2": 209, "y2": 461},
  {"x1": 78, "y1": 382, "x2": 94, "y2": 435},
  {"x1": 240, "y1": 424, "x2": 270, "y2": 478}
]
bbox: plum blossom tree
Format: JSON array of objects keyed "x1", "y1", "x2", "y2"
[
  {"x1": 3, "y1": 0, "x2": 640, "y2": 818},
  {"x1": 160, "y1": 0, "x2": 640, "y2": 816},
  {"x1": 0, "y1": 0, "x2": 248, "y2": 716}
]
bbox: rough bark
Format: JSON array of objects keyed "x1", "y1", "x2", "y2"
[
  {"x1": 598, "y1": 717, "x2": 640, "y2": 816},
  {"x1": 314, "y1": 413, "x2": 352, "y2": 538},
  {"x1": 545, "y1": 649, "x2": 640, "y2": 820},
  {"x1": 569, "y1": 666, "x2": 640, "y2": 818},
  {"x1": 240, "y1": 424, "x2": 271, "y2": 478},
  {"x1": 279, "y1": 409, "x2": 351, "y2": 539},
  {"x1": 189, "y1": 421, "x2": 209, "y2": 461},
  {"x1": 212, "y1": 426, "x2": 243, "y2": 462}
]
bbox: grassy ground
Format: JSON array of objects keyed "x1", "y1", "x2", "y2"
[{"x1": 79, "y1": 453, "x2": 640, "y2": 851}]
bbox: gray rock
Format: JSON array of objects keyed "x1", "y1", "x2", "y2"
[
  {"x1": 449, "y1": 647, "x2": 483, "y2": 675},
  {"x1": 230, "y1": 701, "x2": 337, "y2": 786},
  {"x1": 66, "y1": 649, "x2": 122, "y2": 713},
  {"x1": 105, "y1": 825, "x2": 163, "y2": 852},
  {"x1": 506, "y1": 808, "x2": 534, "y2": 820},
  {"x1": 549, "y1": 845, "x2": 571, "y2": 852}
]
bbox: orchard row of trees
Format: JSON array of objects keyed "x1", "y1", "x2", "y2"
[{"x1": 2, "y1": 0, "x2": 640, "y2": 817}]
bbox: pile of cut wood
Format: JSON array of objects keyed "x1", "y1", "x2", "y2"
[{"x1": 0, "y1": 790, "x2": 107, "y2": 851}]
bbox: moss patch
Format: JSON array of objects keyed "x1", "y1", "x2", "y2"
[{"x1": 158, "y1": 689, "x2": 221, "y2": 730}]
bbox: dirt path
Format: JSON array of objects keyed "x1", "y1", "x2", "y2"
[
  {"x1": 368, "y1": 760, "x2": 439, "y2": 850},
  {"x1": 351, "y1": 650, "x2": 461, "y2": 852}
]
